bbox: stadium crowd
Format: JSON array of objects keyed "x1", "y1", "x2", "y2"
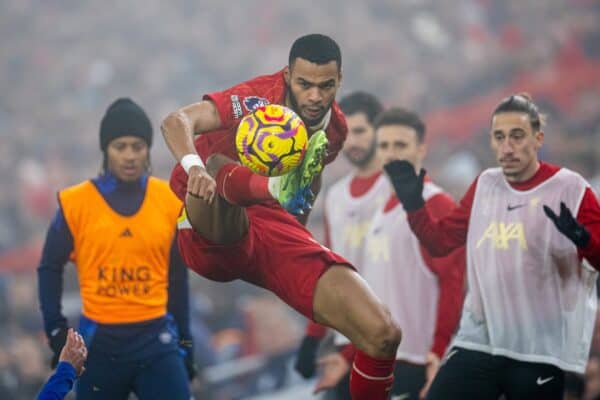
[{"x1": 0, "y1": 0, "x2": 598, "y2": 398}]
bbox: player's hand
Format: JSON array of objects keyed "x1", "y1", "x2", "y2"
[
  {"x1": 383, "y1": 160, "x2": 426, "y2": 212},
  {"x1": 187, "y1": 165, "x2": 216, "y2": 203},
  {"x1": 543, "y1": 202, "x2": 590, "y2": 248},
  {"x1": 294, "y1": 335, "x2": 320, "y2": 379},
  {"x1": 313, "y1": 352, "x2": 350, "y2": 394},
  {"x1": 419, "y1": 352, "x2": 440, "y2": 399},
  {"x1": 59, "y1": 328, "x2": 87, "y2": 376},
  {"x1": 48, "y1": 326, "x2": 69, "y2": 369}
]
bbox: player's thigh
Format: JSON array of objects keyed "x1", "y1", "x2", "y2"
[
  {"x1": 249, "y1": 208, "x2": 351, "y2": 319},
  {"x1": 176, "y1": 226, "x2": 252, "y2": 282},
  {"x1": 133, "y1": 351, "x2": 190, "y2": 400},
  {"x1": 185, "y1": 192, "x2": 248, "y2": 245},
  {"x1": 425, "y1": 347, "x2": 502, "y2": 400},
  {"x1": 76, "y1": 349, "x2": 133, "y2": 400},
  {"x1": 391, "y1": 361, "x2": 426, "y2": 399},
  {"x1": 312, "y1": 265, "x2": 396, "y2": 352},
  {"x1": 501, "y1": 359, "x2": 564, "y2": 400}
]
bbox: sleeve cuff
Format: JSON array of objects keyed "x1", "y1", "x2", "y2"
[{"x1": 56, "y1": 361, "x2": 77, "y2": 378}]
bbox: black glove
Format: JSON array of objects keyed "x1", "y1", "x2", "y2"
[
  {"x1": 179, "y1": 338, "x2": 198, "y2": 381},
  {"x1": 543, "y1": 202, "x2": 590, "y2": 248},
  {"x1": 383, "y1": 160, "x2": 426, "y2": 212},
  {"x1": 294, "y1": 335, "x2": 320, "y2": 379},
  {"x1": 48, "y1": 326, "x2": 68, "y2": 368}
]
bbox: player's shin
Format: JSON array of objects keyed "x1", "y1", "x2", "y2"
[
  {"x1": 350, "y1": 350, "x2": 396, "y2": 400},
  {"x1": 214, "y1": 163, "x2": 272, "y2": 206}
]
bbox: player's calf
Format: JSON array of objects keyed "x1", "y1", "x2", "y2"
[
  {"x1": 350, "y1": 318, "x2": 400, "y2": 400},
  {"x1": 313, "y1": 265, "x2": 401, "y2": 399}
]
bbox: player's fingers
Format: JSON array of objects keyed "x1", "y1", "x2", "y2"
[
  {"x1": 205, "y1": 179, "x2": 216, "y2": 203},
  {"x1": 419, "y1": 380, "x2": 432, "y2": 400},
  {"x1": 188, "y1": 176, "x2": 201, "y2": 197},
  {"x1": 560, "y1": 202, "x2": 571, "y2": 217},
  {"x1": 313, "y1": 379, "x2": 330, "y2": 394},
  {"x1": 73, "y1": 331, "x2": 83, "y2": 345},
  {"x1": 316, "y1": 354, "x2": 337, "y2": 365},
  {"x1": 542, "y1": 205, "x2": 557, "y2": 222},
  {"x1": 65, "y1": 328, "x2": 74, "y2": 346},
  {"x1": 199, "y1": 178, "x2": 214, "y2": 203}
]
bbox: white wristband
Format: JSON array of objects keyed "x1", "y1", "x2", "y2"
[{"x1": 180, "y1": 154, "x2": 205, "y2": 174}]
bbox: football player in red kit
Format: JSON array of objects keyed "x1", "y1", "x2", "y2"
[{"x1": 162, "y1": 34, "x2": 401, "y2": 400}]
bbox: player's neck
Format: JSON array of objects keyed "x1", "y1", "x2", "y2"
[
  {"x1": 354, "y1": 159, "x2": 382, "y2": 178},
  {"x1": 505, "y1": 159, "x2": 541, "y2": 183}
]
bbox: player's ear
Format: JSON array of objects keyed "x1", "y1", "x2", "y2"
[
  {"x1": 535, "y1": 130, "x2": 544, "y2": 150},
  {"x1": 417, "y1": 141, "x2": 428, "y2": 161},
  {"x1": 284, "y1": 66, "x2": 290, "y2": 86}
]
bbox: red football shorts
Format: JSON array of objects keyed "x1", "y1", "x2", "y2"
[
  {"x1": 170, "y1": 162, "x2": 353, "y2": 319},
  {"x1": 177, "y1": 203, "x2": 352, "y2": 319}
]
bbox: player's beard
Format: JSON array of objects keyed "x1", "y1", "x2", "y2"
[
  {"x1": 286, "y1": 84, "x2": 333, "y2": 127},
  {"x1": 344, "y1": 139, "x2": 377, "y2": 168}
]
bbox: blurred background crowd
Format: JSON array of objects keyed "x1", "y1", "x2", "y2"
[{"x1": 0, "y1": 0, "x2": 598, "y2": 398}]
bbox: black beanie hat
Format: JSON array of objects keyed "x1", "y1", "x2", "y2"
[{"x1": 99, "y1": 98, "x2": 153, "y2": 151}]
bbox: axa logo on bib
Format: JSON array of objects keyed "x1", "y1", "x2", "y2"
[{"x1": 476, "y1": 221, "x2": 528, "y2": 250}]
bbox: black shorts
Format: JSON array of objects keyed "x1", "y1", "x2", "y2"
[{"x1": 426, "y1": 347, "x2": 565, "y2": 400}]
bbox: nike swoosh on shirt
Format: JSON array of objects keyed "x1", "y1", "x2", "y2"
[
  {"x1": 536, "y1": 376, "x2": 555, "y2": 385},
  {"x1": 507, "y1": 204, "x2": 526, "y2": 211},
  {"x1": 392, "y1": 394, "x2": 411, "y2": 400}
]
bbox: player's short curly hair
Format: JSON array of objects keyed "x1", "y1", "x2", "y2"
[
  {"x1": 339, "y1": 92, "x2": 384, "y2": 124},
  {"x1": 493, "y1": 92, "x2": 547, "y2": 132},
  {"x1": 374, "y1": 107, "x2": 426, "y2": 143},
  {"x1": 289, "y1": 34, "x2": 341, "y2": 70}
]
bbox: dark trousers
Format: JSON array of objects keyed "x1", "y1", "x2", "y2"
[
  {"x1": 426, "y1": 347, "x2": 565, "y2": 400},
  {"x1": 76, "y1": 349, "x2": 190, "y2": 400}
]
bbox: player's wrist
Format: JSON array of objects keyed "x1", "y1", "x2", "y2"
[{"x1": 180, "y1": 154, "x2": 205, "y2": 174}]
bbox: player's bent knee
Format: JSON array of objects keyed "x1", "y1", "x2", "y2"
[
  {"x1": 365, "y1": 309, "x2": 402, "y2": 358},
  {"x1": 205, "y1": 153, "x2": 237, "y2": 178}
]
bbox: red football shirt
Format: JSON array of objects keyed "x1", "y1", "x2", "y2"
[{"x1": 195, "y1": 68, "x2": 347, "y2": 166}]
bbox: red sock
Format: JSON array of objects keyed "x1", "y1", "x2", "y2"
[
  {"x1": 350, "y1": 350, "x2": 395, "y2": 400},
  {"x1": 215, "y1": 164, "x2": 272, "y2": 206}
]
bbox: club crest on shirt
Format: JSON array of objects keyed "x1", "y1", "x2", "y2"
[{"x1": 243, "y1": 96, "x2": 269, "y2": 112}]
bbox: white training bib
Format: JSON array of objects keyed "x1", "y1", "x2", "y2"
[
  {"x1": 325, "y1": 172, "x2": 390, "y2": 346},
  {"x1": 361, "y1": 181, "x2": 444, "y2": 364},
  {"x1": 455, "y1": 167, "x2": 597, "y2": 373}
]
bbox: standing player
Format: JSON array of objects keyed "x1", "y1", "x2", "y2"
[
  {"x1": 385, "y1": 94, "x2": 600, "y2": 400},
  {"x1": 294, "y1": 91, "x2": 389, "y2": 399},
  {"x1": 314, "y1": 108, "x2": 466, "y2": 400},
  {"x1": 162, "y1": 34, "x2": 402, "y2": 400},
  {"x1": 38, "y1": 98, "x2": 194, "y2": 399}
]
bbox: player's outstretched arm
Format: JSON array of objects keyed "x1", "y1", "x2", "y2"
[
  {"x1": 38, "y1": 208, "x2": 74, "y2": 368},
  {"x1": 161, "y1": 100, "x2": 221, "y2": 163},
  {"x1": 384, "y1": 160, "x2": 472, "y2": 256},
  {"x1": 161, "y1": 101, "x2": 222, "y2": 202}
]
